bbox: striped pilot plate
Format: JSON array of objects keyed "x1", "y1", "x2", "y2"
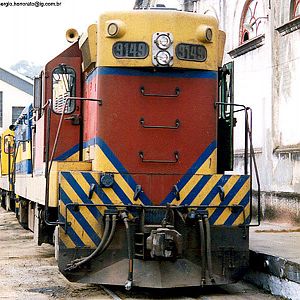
[{"x1": 58, "y1": 170, "x2": 250, "y2": 249}]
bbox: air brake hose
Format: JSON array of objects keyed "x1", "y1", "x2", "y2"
[
  {"x1": 65, "y1": 214, "x2": 111, "y2": 271},
  {"x1": 100, "y1": 214, "x2": 117, "y2": 255},
  {"x1": 198, "y1": 216, "x2": 206, "y2": 285},
  {"x1": 121, "y1": 212, "x2": 133, "y2": 291},
  {"x1": 203, "y1": 215, "x2": 214, "y2": 282}
]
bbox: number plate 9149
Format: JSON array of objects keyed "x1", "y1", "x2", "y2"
[
  {"x1": 175, "y1": 43, "x2": 207, "y2": 62},
  {"x1": 112, "y1": 42, "x2": 149, "y2": 59}
]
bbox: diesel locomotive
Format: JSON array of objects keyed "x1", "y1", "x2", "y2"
[{"x1": 0, "y1": 1, "x2": 260, "y2": 290}]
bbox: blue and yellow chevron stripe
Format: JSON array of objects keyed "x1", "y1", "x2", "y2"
[{"x1": 58, "y1": 138, "x2": 251, "y2": 248}]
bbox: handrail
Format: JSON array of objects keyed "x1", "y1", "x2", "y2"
[
  {"x1": 44, "y1": 96, "x2": 103, "y2": 227},
  {"x1": 215, "y1": 102, "x2": 261, "y2": 226}
]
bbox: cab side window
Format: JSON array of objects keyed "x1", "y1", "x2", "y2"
[{"x1": 52, "y1": 65, "x2": 76, "y2": 114}]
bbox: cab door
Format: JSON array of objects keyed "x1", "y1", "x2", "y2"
[
  {"x1": 217, "y1": 61, "x2": 234, "y2": 173},
  {"x1": 44, "y1": 43, "x2": 82, "y2": 161}
]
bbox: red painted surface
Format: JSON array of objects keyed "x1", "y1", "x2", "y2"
[
  {"x1": 42, "y1": 43, "x2": 82, "y2": 161},
  {"x1": 83, "y1": 71, "x2": 217, "y2": 203}
]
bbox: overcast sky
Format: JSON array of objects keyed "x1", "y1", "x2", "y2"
[{"x1": 0, "y1": 0, "x2": 134, "y2": 69}]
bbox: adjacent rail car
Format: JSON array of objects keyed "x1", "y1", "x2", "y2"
[
  {"x1": 0, "y1": 128, "x2": 15, "y2": 210},
  {"x1": 0, "y1": 4, "x2": 260, "y2": 290}
]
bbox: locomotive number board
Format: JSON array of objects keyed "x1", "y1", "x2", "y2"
[
  {"x1": 175, "y1": 43, "x2": 207, "y2": 62},
  {"x1": 113, "y1": 42, "x2": 149, "y2": 59}
]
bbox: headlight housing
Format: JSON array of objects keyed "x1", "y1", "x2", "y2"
[
  {"x1": 155, "y1": 51, "x2": 172, "y2": 66},
  {"x1": 152, "y1": 32, "x2": 174, "y2": 67},
  {"x1": 155, "y1": 34, "x2": 172, "y2": 50}
]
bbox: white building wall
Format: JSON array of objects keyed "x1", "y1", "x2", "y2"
[
  {"x1": 271, "y1": 0, "x2": 300, "y2": 194},
  {"x1": 0, "y1": 70, "x2": 33, "y2": 133},
  {"x1": 0, "y1": 80, "x2": 33, "y2": 132},
  {"x1": 208, "y1": 0, "x2": 300, "y2": 220}
]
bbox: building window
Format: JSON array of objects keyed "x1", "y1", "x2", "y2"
[
  {"x1": 0, "y1": 92, "x2": 2, "y2": 128},
  {"x1": 12, "y1": 106, "x2": 25, "y2": 124},
  {"x1": 291, "y1": 0, "x2": 300, "y2": 19},
  {"x1": 240, "y1": 0, "x2": 268, "y2": 44}
]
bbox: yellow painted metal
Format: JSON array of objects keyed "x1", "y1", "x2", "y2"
[
  {"x1": 97, "y1": 10, "x2": 224, "y2": 70},
  {"x1": 60, "y1": 174, "x2": 102, "y2": 248},
  {"x1": 59, "y1": 217, "x2": 76, "y2": 249},
  {"x1": 233, "y1": 202, "x2": 250, "y2": 226},
  {"x1": 79, "y1": 24, "x2": 97, "y2": 72},
  {"x1": 15, "y1": 194, "x2": 19, "y2": 209},
  {"x1": 214, "y1": 178, "x2": 250, "y2": 225},
  {"x1": 207, "y1": 176, "x2": 240, "y2": 215},
  {"x1": 189, "y1": 175, "x2": 222, "y2": 206},
  {"x1": 93, "y1": 145, "x2": 144, "y2": 206},
  {"x1": 59, "y1": 171, "x2": 106, "y2": 249},
  {"x1": 49, "y1": 161, "x2": 92, "y2": 207},
  {"x1": 93, "y1": 139, "x2": 216, "y2": 176},
  {"x1": 218, "y1": 30, "x2": 226, "y2": 67},
  {"x1": 170, "y1": 150, "x2": 217, "y2": 205},
  {"x1": 65, "y1": 150, "x2": 80, "y2": 162},
  {"x1": 168, "y1": 175, "x2": 250, "y2": 226},
  {"x1": 15, "y1": 141, "x2": 31, "y2": 165},
  {"x1": 196, "y1": 149, "x2": 217, "y2": 174},
  {"x1": 0, "y1": 128, "x2": 14, "y2": 177}
]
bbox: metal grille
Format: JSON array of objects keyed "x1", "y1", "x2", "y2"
[{"x1": 53, "y1": 92, "x2": 74, "y2": 114}]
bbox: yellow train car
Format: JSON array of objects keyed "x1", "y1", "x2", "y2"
[{"x1": 0, "y1": 128, "x2": 15, "y2": 210}]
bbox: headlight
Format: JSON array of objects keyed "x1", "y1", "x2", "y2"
[
  {"x1": 152, "y1": 32, "x2": 174, "y2": 67},
  {"x1": 155, "y1": 34, "x2": 172, "y2": 50},
  {"x1": 155, "y1": 51, "x2": 171, "y2": 66}
]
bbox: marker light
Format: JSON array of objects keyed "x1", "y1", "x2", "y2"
[
  {"x1": 107, "y1": 23, "x2": 119, "y2": 36},
  {"x1": 196, "y1": 26, "x2": 213, "y2": 43},
  {"x1": 106, "y1": 20, "x2": 126, "y2": 38},
  {"x1": 205, "y1": 28, "x2": 213, "y2": 42}
]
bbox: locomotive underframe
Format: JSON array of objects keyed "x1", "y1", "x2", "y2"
[{"x1": 57, "y1": 204, "x2": 249, "y2": 288}]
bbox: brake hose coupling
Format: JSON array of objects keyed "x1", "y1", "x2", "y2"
[{"x1": 120, "y1": 211, "x2": 128, "y2": 221}]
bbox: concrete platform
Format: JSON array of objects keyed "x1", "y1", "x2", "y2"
[{"x1": 246, "y1": 222, "x2": 300, "y2": 300}]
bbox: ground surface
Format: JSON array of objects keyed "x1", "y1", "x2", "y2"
[
  {"x1": 250, "y1": 222, "x2": 300, "y2": 264},
  {"x1": 0, "y1": 207, "x2": 281, "y2": 299}
]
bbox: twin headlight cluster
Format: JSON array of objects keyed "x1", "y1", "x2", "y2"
[{"x1": 152, "y1": 32, "x2": 174, "y2": 67}]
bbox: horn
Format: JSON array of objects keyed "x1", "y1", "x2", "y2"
[{"x1": 66, "y1": 28, "x2": 79, "y2": 43}]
